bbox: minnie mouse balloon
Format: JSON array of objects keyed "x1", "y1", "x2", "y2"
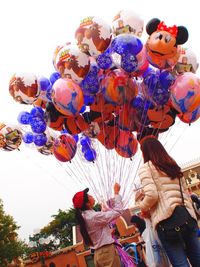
[{"x1": 145, "y1": 18, "x2": 188, "y2": 69}]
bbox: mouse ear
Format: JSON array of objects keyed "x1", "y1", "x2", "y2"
[
  {"x1": 146, "y1": 18, "x2": 161, "y2": 35},
  {"x1": 176, "y1": 26, "x2": 189, "y2": 45}
]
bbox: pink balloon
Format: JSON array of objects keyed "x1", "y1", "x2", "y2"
[
  {"x1": 170, "y1": 72, "x2": 200, "y2": 113},
  {"x1": 52, "y1": 78, "x2": 84, "y2": 116}
]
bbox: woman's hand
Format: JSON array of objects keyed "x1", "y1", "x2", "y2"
[
  {"x1": 140, "y1": 210, "x2": 151, "y2": 219},
  {"x1": 114, "y1": 183, "x2": 120, "y2": 194}
]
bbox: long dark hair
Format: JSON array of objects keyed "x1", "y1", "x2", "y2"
[
  {"x1": 131, "y1": 215, "x2": 146, "y2": 235},
  {"x1": 140, "y1": 138, "x2": 183, "y2": 179},
  {"x1": 75, "y1": 193, "x2": 93, "y2": 246}
]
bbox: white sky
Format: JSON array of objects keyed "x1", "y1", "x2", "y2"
[{"x1": 0, "y1": 0, "x2": 200, "y2": 242}]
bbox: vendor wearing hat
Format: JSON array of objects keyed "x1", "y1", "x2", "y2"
[{"x1": 72, "y1": 183, "x2": 124, "y2": 267}]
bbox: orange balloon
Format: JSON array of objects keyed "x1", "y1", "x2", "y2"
[
  {"x1": 64, "y1": 114, "x2": 89, "y2": 135},
  {"x1": 115, "y1": 130, "x2": 138, "y2": 158},
  {"x1": 147, "y1": 105, "x2": 176, "y2": 130},
  {"x1": 97, "y1": 125, "x2": 118, "y2": 149},
  {"x1": 118, "y1": 104, "x2": 138, "y2": 132},
  {"x1": 53, "y1": 134, "x2": 77, "y2": 162}
]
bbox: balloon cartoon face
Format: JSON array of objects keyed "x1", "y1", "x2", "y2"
[
  {"x1": 0, "y1": 124, "x2": 22, "y2": 151},
  {"x1": 55, "y1": 44, "x2": 90, "y2": 83},
  {"x1": 145, "y1": 18, "x2": 189, "y2": 69},
  {"x1": 112, "y1": 10, "x2": 144, "y2": 37},
  {"x1": 174, "y1": 47, "x2": 199, "y2": 74},
  {"x1": 75, "y1": 16, "x2": 112, "y2": 57},
  {"x1": 9, "y1": 73, "x2": 40, "y2": 104}
]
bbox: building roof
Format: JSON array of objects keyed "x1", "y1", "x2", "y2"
[{"x1": 180, "y1": 156, "x2": 200, "y2": 171}]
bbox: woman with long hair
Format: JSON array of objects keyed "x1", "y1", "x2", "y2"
[
  {"x1": 137, "y1": 137, "x2": 200, "y2": 267},
  {"x1": 72, "y1": 183, "x2": 124, "y2": 267}
]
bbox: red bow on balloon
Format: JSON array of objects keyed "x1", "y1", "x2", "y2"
[{"x1": 157, "y1": 21, "x2": 178, "y2": 37}]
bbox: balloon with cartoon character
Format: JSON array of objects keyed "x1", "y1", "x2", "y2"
[
  {"x1": 9, "y1": 73, "x2": 40, "y2": 104},
  {"x1": 174, "y1": 47, "x2": 199, "y2": 74},
  {"x1": 52, "y1": 78, "x2": 84, "y2": 117},
  {"x1": 112, "y1": 10, "x2": 144, "y2": 37},
  {"x1": 170, "y1": 72, "x2": 200, "y2": 113},
  {"x1": 145, "y1": 18, "x2": 189, "y2": 70},
  {"x1": 0, "y1": 123, "x2": 22, "y2": 151},
  {"x1": 75, "y1": 16, "x2": 112, "y2": 58},
  {"x1": 55, "y1": 43, "x2": 90, "y2": 84}
]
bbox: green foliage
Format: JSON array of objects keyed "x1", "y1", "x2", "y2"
[
  {"x1": 0, "y1": 199, "x2": 26, "y2": 266},
  {"x1": 41, "y1": 208, "x2": 76, "y2": 248},
  {"x1": 31, "y1": 204, "x2": 101, "y2": 250}
]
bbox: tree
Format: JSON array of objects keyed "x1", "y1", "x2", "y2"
[
  {"x1": 0, "y1": 199, "x2": 26, "y2": 266},
  {"x1": 41, "y1": 208, "x2": 76, "y2": 248},
  {"x1": 40, "y1": 204, "x2": 101, "y2": 249}
]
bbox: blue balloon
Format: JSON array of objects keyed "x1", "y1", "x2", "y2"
[
  {"x1": 39, "y1": 77, "x2": 51, "y2": 91},
  {"x1": 30, "y1": 107, "x2": 44, "y2": 119},
  {"x1": 84, "y1": 95, "x2": 95, "y2": 105},
  {"x1": 49, "y1": 72, "x2": 61, "y2": 85},
  {"x1": 144, "y1": 72, "x2": 159, "y2": 96},
  {"x1": 131, "y1": 96, "x2": 154, "y2": 111},
  {"x1": 90, "y1": 64, "x2": 100, "y2": 75},
  {"x1": 60, "y1": 129, "x2": 68, "y2": 134},
  {"x1": 142, "y1": 67, "x2": 156, "y2": 79},
  {"x1": 111, "y1": 34, "x2": 143, "y2": 56},
  {"x1": 46, "y1": 87, "x2": 53, "y2": 102},
  {"x1": 17, "y1": 111, "x2": 31, "y2": 125},
  {"x1": 84, "y1": 148, "x2": 97, "y2": 162},
  {"x1": 121, "y1": 53, "x2": 138, "y2": 73},
  {"x1": 159, "y1": 71, "x2": 176, "y2": 89},
  {"x1": 152, "y1": 87, "x2": 170, "y2": 106},
  {"x1": 131, "y1": 96, "x2": 144, "y2": 110},
  {"x1": 73, "y1": 135, "x2": 79, "y2": 143},
  {"x1": 96, "y1": 53, "x2": 112, "y2": 70},
  {"x1": 33, "y1": 133, "x2": 47, "y2": 146},
  {"x1": 22, "y1": 132, "x2": 34, "y2": 144},
  {"x1": 30, "y1": 117, "x2": 46, "y2": 133},
  {"x1": 79, "y1": 105, "x2": 86, "y2": 113},
  {"x1": 81, "y1": 144, "x2": 91, "y2": 153},
  {"x1": 80, "y1": 136, "x2": 91, "y2": 146},
  {"x1": 81, "y1": 70, "x2": 99, "y2": 95}
]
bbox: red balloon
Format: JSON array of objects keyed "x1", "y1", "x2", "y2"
[
  {"x1": 115, "y1": 130, "x2": 138, "y2": 158},
  {"x1": 53, "y1": 134, "x2": 77, "y2": 162}
]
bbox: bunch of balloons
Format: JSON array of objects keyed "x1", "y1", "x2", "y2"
[{"x1": 7, "y1": 10, "x2": 200, "y2": 163}]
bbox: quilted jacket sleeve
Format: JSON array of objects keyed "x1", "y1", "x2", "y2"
[{"x1": 138, "y1": 162, "x2": 159, "y2": 212}]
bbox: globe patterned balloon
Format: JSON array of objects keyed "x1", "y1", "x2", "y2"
[
  {"x1": 0, "y1": 123, "x2": 22, "y2": 151},
  {"x1": 52, "y1": 78, "x2": 84, "y2": 116},
  {"x1": 170, "y1": 72, "x2": 200, "y2": 113},
  {"x1": 53, "y1": 134, "x2": 77, "y2": 162},
  {"x1": 9, "y1": 73, "x2": 40, "y2": 104},
  {"x1": 178, "y1": 107, "x2": 200, "y2": 124}
]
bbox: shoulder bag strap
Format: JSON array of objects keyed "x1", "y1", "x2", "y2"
[{"x1": 178, "y1": 177, "x2": 185, "y2": 206}]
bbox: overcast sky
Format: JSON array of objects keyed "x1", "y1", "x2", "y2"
[{"x1": 0, "y1": 0, "x2": 199, "y2": 241}]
